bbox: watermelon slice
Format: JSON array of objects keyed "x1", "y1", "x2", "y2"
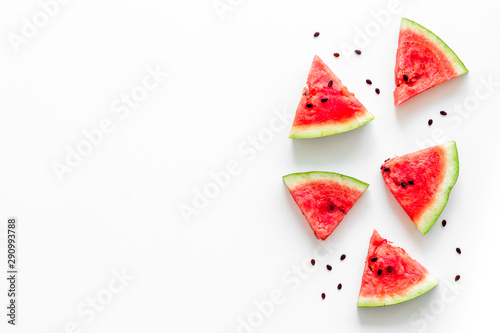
[
  {"x1": 357, "y1": 230, "x2": 439, "y2": 307},
  {"x1": 283, "y1": 171, "x2": 368, "y2": 240},
  {"x1": 394, "y1": 18, "x2": 468, "y2": 106},
  {"x1": 381, "y1": 141, "x2": 459, "y2": 235},
  {"x1": 289, "y1": 55, "x2": 374, "y2": 139}
]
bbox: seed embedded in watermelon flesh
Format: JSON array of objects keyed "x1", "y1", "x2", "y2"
[
  {"x1": 283, "y1": 171, "x2": 369, "y2": 240},
  {"x1": 381, "y1": 141, "x2": 459, "y2": 235},
  {"x1": 289, "y1": 55, "x2": 374, "y2": 139},
  {"x1": 393, "y1": 18, "x2": 468, "y2": 106},
  {"x1": 357, "y1": 230, "x2": 439, "y2": 307}
]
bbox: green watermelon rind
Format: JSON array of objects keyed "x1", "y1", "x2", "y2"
[
  {"x1": 357, "y1": 272, "x2": 439, "y2": 307},
  {"x1": 415, "y1": 141, "x2": 459, "y2": 235},
  {"x1": 282, "y1": 171, "x2": 369, "y2": 192},
  {"x1": 289, "y1": 113, "x2": 375, "y2": 139},
  {"x1": 401, "y1": 18, "x2": 468, "y2": 76}
]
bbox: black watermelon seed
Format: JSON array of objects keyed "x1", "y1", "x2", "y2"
[
  {"x1": 337, "y1": 283, "x2": 342, "y2": 290},
  {"x1": 384, "y1": 158, "x2": 390, "y2": 162},
  {"x1": 408, "y1": 180, "x2": 414, "y2": 185},
  {"x1": 384, "y1": 168, "x2": 390, "y2": 172},
  {"x1": 302, "y1": 90, "x2": 309, "y2": 96},
  {"x1": 340, "y1": 254, "x2": 346, "y2": 261},
  {"x1": 387, "y1": 267, "x2": 393, "y2": 273},
  {"x1": 371, "y1": 257, "x2": 378, "y2": 262},
  {"x1": 311, "y1": 259, "x2": 316, "y2": 265},
  {"x1": 455, "y1": 275, "x2": 461, "y2": 281},
  {"x1": 369, "y1": 266, "x2": 372, "y2": 270},
  {"x1": 442, "y1": 219, "x2": 447, "y2": 227},
  {"x1": 456, "y1": 247, "x2": 461, "y2": 254},
  {"x1": 440, "y1": 110, "x2": 448, "y2": 116},
  {"x1": 377, "y1": 269, "x2": 382, "y2": 275},
  {"x1": 321, "y1": 98, "x2": 328, "y2": 103},
  {"x1": 333, "y1": 53, "x2": 340, "y2": 57},
  {"x1": 326, "y1": 264, "x2": 332, "y2": 271},
  {"x1": 375, "y1": 88, "x2": 380, "y2": 94},
  {"x1": 403, "y1": 74, "x2": 409, "y2": 81},
  {"x1": 428, "y1": 119, "x2": 433, "y2": 126},
  {"x1": 401, "y1": 182, "x2": 406, "y2": 188},
  {"x1": 366, "y1": 79, "x2": 372, "y2": 85},
  {"x1": 329, "y1": 204, "x2": 335, "y2": 211},
  {"x1": 355, "y1": 50, "x2": 362, "y2": 55},
  {"x1": 306, "y1": 103, "x2": 313, "y2": 108},
  {"x1": 328, "y1": 80, "x2": 333, "y2": 87},
  {"x1": 380, "y1": 166, "x2": 384, "y2": 170},
  {"x1": 314, "y1": 32, "x2": 320, "y2": 37},
  {"x1": 321, "y1": 293, "x2": 326, "y2": 299}
]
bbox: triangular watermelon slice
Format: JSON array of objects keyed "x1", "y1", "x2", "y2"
[
  {"x1": 394, "y1": 18, "x2": 468, "y2": 106},
  {"x1": 381, "y1": 141, "x2": 459, "y2": 235},
  {"x1": 357, "y1": 230, "x2": 438, "y2": 307},
  {"x1": 283, "y1": 171, "x2": 368, "y2": 240},
  {"x1": 289, "y1": 55, "x2": 374, "y2": 139}
]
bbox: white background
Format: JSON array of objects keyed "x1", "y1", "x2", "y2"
[{"x1": 1, "y1": 0, "x2": 499, "y2": 332}]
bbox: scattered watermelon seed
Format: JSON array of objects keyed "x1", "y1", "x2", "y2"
[
  {"x1": 387, "y1": 267, "x2": 393, "y2": 273},
  {"x1": 321, "y1": 293, "x2": 326, "y2": 299},
  {"x1": 375, "y1": 88, "x2": 380, "y2": 94},
  {"x1": 371, "y1": 257, "x2": 378, "y2": 262},
  {"x1": 384, "y1": 168, "x2": 390, "y2": 172},
  {"x1": 366, "y1": 79, "x2": 372, "y2": 85},
  {"x1": 403, "y1": 74, "x2": 409, "y2": 81},
  {"x1": 408, "y1": 180, "x2": 414, "y2": 185},
  {"x1": 428, "y1": 119, "x2": 433, "y2": 126},
  {"x1": 369, "y1": 266, "x2": 372, "y2": 270},
  {"x1": 326, "y1": 264, "x2": 332, "y2": 271},
  {"x1": 456, "y1": 247, "x2": 461, "y2": 254},
  {"x1": 455, "y1": 275, "x2": 461, "y2": 281},
  {"x1": 340, "y1": 254, "x2": 346, "y2": 261},
  {"x1": 377, "y1": 269, "x2": 382, "y2": 275},
  {"x1": 337, "y1": 283, "x2": 342, "y2": 290},
  {"x1": 401, "y1": 182, "x2": 407, "y2": 188},
  {"x1": 311, "y1": 259, "x2": 316, "y2": 265},
  {"x1": 321, "y1": 98, "x2": 328, "y2": 103},
  {"x1": 440, "y1": 110, "x2": 448, "y2": 116},
  {"x1": 442, "y1": 219, "x2": 447, "y2": 227},
  {"x1": 328, "y1": 80, "x2": 333, "y2": 87},
  {"x1": 355, "y1": 50, "x2": 361, "y2": 55},
  {"x1": 329, "y1": 204, "x2": 335, "y2": 211},
  {"x1": 314, "y1": 32, "x2": 320, "y2": 37},
  {"x1": 333, "y1": 53, "x2": 340, "y2": 58},
  {"x1": 306, "y1": 103, "x2": 313, "y2": 108},
  {"x1": 384, "y1": 158, "x2": 390, "y2": 162}
]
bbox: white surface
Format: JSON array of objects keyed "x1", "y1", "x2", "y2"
[{"x1": 0, "y1": 0, "x2": 499, "y2": 332}]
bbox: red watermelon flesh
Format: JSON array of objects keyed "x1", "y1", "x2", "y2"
[
  {"x1": 357, "y1": 230, "x2": 438, "y2": 307},
  {"x1": 283, "y1": 172, "x2": 368, "y2": 240},
  {"x1": 289, "y1": 56, "x2": 374, "y2": 138},
  {"x1": 394, "y1": 18, "x2": 468, "y2": 106},
  {"x1": 381, "y1": 142, "x2": 459, "y2": 235}
]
